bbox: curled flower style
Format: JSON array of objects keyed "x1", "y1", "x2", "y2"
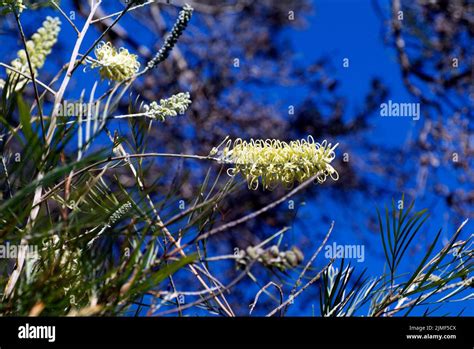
[
  {"x1": 218, "y1": 136, "x2": 339, "y2": 190},
  {"x1": 1, "y1": 0, "x2": 26, "y2": 13},
  {"x1": 143, "y1": 92, "x2": 192, "y2": 121},
  {"x1": 91, "y1": 42, "x2": 140, "y2": 82},
  {"x1": 8, "y1": 16, "x2": 61, "y2": 90}
]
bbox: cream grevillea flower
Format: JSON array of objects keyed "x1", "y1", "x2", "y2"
[
  {"x1": 143, "y1": 92, "x2": 192, "y2": 121},
  {"x1": 91, "y1": 42, "x2": 140, "y2": 82},
  {"x1": 8, "y1": 16, "x2": 61, "y2": 90},
  {"x1": 1, "y1": 0, "x2": 26, "y2": 13},
  {"x1": 218, "y1": 136, "x2": 339, "y2": 190}
]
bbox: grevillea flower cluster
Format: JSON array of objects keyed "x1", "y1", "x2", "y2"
[
  {"x1": 1, "y1": 0, "x2": 26, "y2": 13},
  {"x1": 237, "y1": 245, "x2": 304, "y2": 271},
  {"x1": 146, "y1": 4, "x2": 194, "y2": 69},
  {"x1": 218, "y1": 136, "x2": 339, "y2": 190},
  {"x1": 8, "y1": 16, "x2": 61, "y2": 90},
  {"x1": 143, "y1": 92, "x2": 192, "y2": 121},
  {"x1": 91, "y1": 42, "x2": 140, "y2": 82}
]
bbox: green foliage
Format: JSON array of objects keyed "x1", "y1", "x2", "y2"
[{"x1": 318, "y1": 200, "x2": 472, "y2": 317}]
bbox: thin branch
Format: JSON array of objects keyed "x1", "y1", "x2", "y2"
[
  {"x1": 50, "y1": 0, "x2": 80, "y2": 35},
  {"x1": 12, "y1": 9, "x2": 47, "y2": 144},
  {"x1": 266, "y1": 262, "x2": 333, "y2": 317},
  {"x1": 194, "y1": 174, "x2": 326, "y2": 244},
  {"x1": 38, "y1": 152, "x2": 217, "y2": 204},
  {"x1": 0, "y1": 63, "x2": 57, "y2": 96},
  {"x1": 283, "y1": 221, "x2": 334, "y2": 315},
  {"x1": 154, "y1": 262, "x2": 255, "y2": 316},
  {"x1": 91, "y1": 0, "x2": 158, "y2": 23},
  {"x1": 249, "y1": 282, "x2": 283, "y2": 315}
]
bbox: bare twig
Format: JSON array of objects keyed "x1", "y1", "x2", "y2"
[
  {"x1": 50, "y1": 0, "x2": 80, "y2": 35},
  {"x1": 12, "y1": 9, "x2": 47, "y2": 144},
  {"x1": 249, "y1": 282, "x2": 283, "y2": 315},
  {"x1": 283, "y1": 221, "x2": 335, "y2": 315}
]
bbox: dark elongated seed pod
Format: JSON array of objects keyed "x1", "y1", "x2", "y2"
[{"x1": 147, "y1": 4, "x2": 194, "y2": 69}]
